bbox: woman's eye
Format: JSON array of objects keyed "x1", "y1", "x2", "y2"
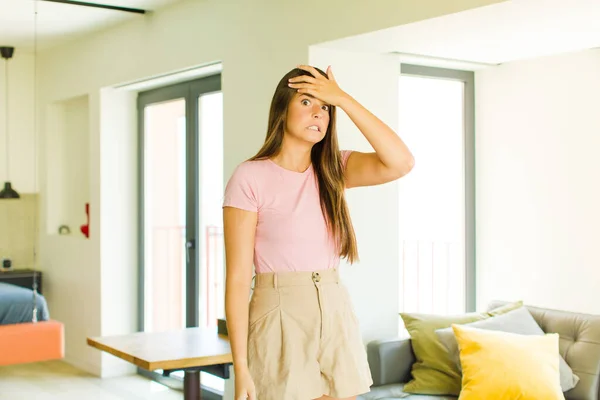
[
  {"x1": 322, "y1": 105, "x2": 329, "y2": 111},
  {"x1": 301, "y1": 99, "x2": 310, "y2": 106}
]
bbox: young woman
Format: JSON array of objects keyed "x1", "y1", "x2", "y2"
[{"x1": 223, "y1": 65, "x2": 414, "y2": 400}]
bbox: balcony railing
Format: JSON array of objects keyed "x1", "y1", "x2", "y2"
[{"x1": 399, "y1": 239, "x2": 465, "y2": 316}]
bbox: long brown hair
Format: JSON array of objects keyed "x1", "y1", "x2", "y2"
[{"x1": 249, "y1": 67, "x2": 358, "y2": 263}]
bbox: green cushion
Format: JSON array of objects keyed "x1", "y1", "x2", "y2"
[{"x1": 400, "y1": 301, "x2": 523, "y2": 395}]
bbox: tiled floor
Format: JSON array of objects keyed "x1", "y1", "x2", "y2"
[{"x1": 0, "y1": 360, "x2": 183, "y2": 400}]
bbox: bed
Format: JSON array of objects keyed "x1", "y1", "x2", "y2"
[
  {"x1": 0, "y1": 282, "x2": 50, "y2": 325},
  {"x1": 0, "y1": 282, "x2": 64, "y2": 366}
]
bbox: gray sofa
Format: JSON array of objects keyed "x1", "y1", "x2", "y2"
[{"x1": 358, "y1": 301, "x2": 600, "y2": 400}]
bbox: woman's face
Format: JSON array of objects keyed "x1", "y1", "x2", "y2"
[{"x1": 284, "y1": 92, "x2": 330, "y2": 145}]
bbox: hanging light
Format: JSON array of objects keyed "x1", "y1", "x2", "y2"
[{"x1": 0, "y1": 46, "x2": 19, "y2": 199}]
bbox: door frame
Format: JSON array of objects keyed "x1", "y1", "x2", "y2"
[{"x1": 136, "y1": 74, "x2": 222, "y2": 396}]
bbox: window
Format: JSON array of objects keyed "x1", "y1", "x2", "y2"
[{"x1": 398, "y1": 65, "x2": 475, "y2": 325}]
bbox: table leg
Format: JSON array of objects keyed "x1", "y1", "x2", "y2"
[{"x1": 184, "y1": 370, "x2": 202, "y2": 400}]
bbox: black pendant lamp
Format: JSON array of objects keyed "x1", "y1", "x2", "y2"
[{"x1": 0, "y1": 46, "x2": 19, "y2": 199}]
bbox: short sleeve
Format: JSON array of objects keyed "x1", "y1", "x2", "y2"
[
  {"x1": 340, "y1": 150, "x2": 353, "y2": 170},
  {"x1": 222, "y1": 163, "x2": 258, "y2": 212}
]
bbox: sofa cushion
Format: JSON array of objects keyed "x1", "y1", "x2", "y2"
[
  {"x1": 367, "y1": 337, "x2": 415, "y2": 387},
  {"x1": 399, "y1": 313, "x2": 485, "y2": 395},
  {"x1": 488, "y1": 301, "x2": 600, "y2": 400},
  {"x1": 365, "y1": 397, "x2": 457, "y2": 400},
  {"x1": 435, "y1": 306, "x2": 579, "y2": 392},
  {"x1": 358, "y1": 383, "x2": 457, "y2": 400},
  {"x1": 399, "y1": 301, "x2": 522, "y2": 396},
  {"x1": 452, "y1": 324, "x2": 565, "y2": 400}
]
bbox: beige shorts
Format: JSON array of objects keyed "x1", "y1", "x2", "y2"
[{"x1": 247, "y1": 268, "x2": 373, "y2": 400}]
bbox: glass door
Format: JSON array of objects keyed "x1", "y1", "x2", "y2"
[
  {"x1": 137, "y1": 75, "x2": 223, "y2": 395},
  {"x1": 138, "y1": 75, "x2": 221, "y2": 333},
  {"x1": 141, "y1": 95, "x2": 188, "y2": 333}
]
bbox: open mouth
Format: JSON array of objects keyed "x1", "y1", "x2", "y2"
[{"x1": 307, "y1": 125, "x2": 321, "y2": 132}]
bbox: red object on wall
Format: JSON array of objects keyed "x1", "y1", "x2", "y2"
[{"x1": 80, "y1": 203, "x2": 90, "y2": 238}]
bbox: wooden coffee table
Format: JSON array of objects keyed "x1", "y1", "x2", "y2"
[{"x1": 88, "y1": 327, "x2": 232, "y2": 399}]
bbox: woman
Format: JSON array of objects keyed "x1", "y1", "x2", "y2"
[{"x1": 223, "y1": 65, "x2": 414, "y2": 400}]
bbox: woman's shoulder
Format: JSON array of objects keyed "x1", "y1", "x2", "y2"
[
  {"x1": 229, "y1": 157, "x2": 271, "y2": 182},
  {"x1": 234, "y1": 157, "x2": 270, "y2": 172}
]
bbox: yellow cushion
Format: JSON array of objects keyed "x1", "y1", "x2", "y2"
[{"x1": 452, "y1": 324, "x2": 565, "y2": 400}]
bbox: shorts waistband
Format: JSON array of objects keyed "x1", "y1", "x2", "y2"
[{"x1": 254, "y1": 268, "x2": 339, "y2": 288}]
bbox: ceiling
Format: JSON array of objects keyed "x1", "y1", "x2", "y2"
[
  {"x1": 4, "y1": 0, "x2": 600, "y2": 66},
  {"x1": 320, "y1": 0, "x2": 600, "y2": 67},
  {"x1": 0, "y1": 0, "x2": 184, "y2": 53}
]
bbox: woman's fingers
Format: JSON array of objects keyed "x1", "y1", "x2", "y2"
[
  {"x1": 288, "y1": 82, "x2": 313, "y2": 90},
  {"x1": 297, "y1": 64, "x2": 324, "y2": 79},
  {"x1": 297, "y1": 88, "x2": 317, "y2": 97},
  {"x1": 288, "y1": 75, "x2": 318, "y2": 84},
  {"x1": 326, "y1": 65, "x2": 336, "y2": 82},
  {"x1": 288, "y1": 83, "x2": 317, "y2": 96}
]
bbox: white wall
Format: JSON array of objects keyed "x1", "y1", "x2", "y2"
[
  {"x1": 98, "y1": 88, "x2": 138, "y2": 376},
  {"x1": 475, "y1": 48, "x2": 600, "y2": 314},
  {"x1": 36, "y1": 0, "x2": 505, "y2": 376},
  {"x1": 0, "y1": 52, "x2": 35, "y2": 193},
  {"x1": 45, "y1": 95, "x2": 91, "y2": 236}
]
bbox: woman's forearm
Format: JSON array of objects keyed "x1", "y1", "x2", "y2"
[
  {"x1": 223, "y1": 207, "x2": 257, "y2": 373},
  {"x1": 339, "y1": 94, "x2": 414, "y2": 174},
  {"x1": 225, "y1": 275, "x2": 252, "y2": 371}
]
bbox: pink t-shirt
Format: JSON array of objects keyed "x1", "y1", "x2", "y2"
[{"x1": 222, "y1": 150, "x2": 352, "y2": 274}]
